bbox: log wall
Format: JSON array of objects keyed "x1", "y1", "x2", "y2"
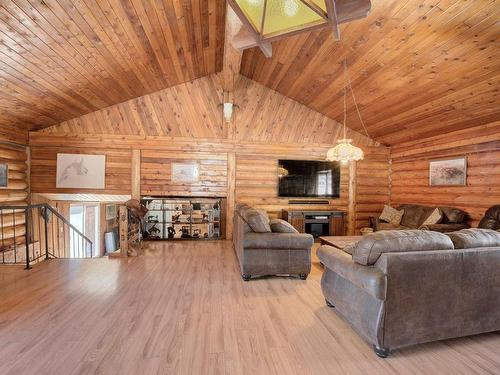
[
  {"x1": 29, "y1": 74, "x2": 390, "y2": 238},
  {"x1": 391, "y1": 124, "x2": 500, "y2": 226},
  {"x1": 0, "y1": 133, "x2": 29, "y2": 261}
]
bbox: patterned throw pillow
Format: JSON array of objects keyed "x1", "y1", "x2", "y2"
[
  {"x1": 379, "y1": 205, "x2": 404, "y2": 225},
  {"x1": 421, "y1": 208, "x2": 442, "y2": 226}
]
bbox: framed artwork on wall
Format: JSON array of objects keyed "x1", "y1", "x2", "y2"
[
  {"x1": 0, "y1": 163, "x2": 7, "y2": 187},
  {"x1": 429, "y1": 157, "x2": 467, "y2": 186},
  {"x1": 171, "y1": 163, "x2": 199, "y2": 182},
  {"x1": 106, "y1": 204, "x2": 117, "y2": 220},
  {"x1": 56, "y1": 153, "x2": 106, "y2": 189}
]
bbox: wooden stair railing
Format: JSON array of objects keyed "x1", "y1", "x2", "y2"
[{"x1": 0, "y1": 203, "x2": 93, "y2": 269}]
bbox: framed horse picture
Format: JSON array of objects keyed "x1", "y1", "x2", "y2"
[{"x1": 56, "y1": 153, "x2": 106, "y2": 189}]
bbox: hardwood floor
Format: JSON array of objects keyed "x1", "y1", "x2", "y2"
[{"x1": 1, "y1": 241, "x2": 499, "y2": 375}]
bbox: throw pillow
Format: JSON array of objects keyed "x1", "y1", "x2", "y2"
[
  {"x1": 421, "y1": 208, "x2": 442, "y2": 226},
  {"x1": 246, "y1": 209, "x2": 271, "y2": 233},
  {"x1": 270, "y1": 219, "x2": 298, "y2": 233},
  {"x1": 379, "y1": 205, "x2": 404, "y2": 225}
]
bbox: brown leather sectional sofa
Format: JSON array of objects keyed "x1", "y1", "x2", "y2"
[
  {"x1": 233, "y1": 203, "x2": 314, "y2": 281},
  {"x1": 317, "y1": 229, "x2": 500, "y2": 358},
  {"x1": 371, "y1": 204, "x2": 470, "y2": 232}
]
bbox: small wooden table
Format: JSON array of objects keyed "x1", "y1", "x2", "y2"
[{"x1": 319, "y1": 236, "x2": 363, "y2": 250}]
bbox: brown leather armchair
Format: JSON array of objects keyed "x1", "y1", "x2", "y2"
[{"x1": 479, "y1": 205, "x2": 500, "y2": 230}]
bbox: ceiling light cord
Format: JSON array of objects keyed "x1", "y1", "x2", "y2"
[
  {"x1": 344, "y1": 59, "x2": 370, "y2": 138},
  {"x1": 343, "y1": 61, "x2": 347, "y2": 140}
]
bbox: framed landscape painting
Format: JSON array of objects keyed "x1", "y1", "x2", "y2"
[
  {"x1": 0, "y1": 163, "x2": 7, "y2": 187},
  {"x1": 429, "y1": 157, "x2": 467, "y2": 186}
]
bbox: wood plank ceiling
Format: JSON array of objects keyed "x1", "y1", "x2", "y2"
[
  {"x1": 240, "y1": 0, "x2": 500, "y2": 146},
  {"x1": 0, "y1": 0, "x2": 225, "y2": 132},
  {"x1": 0, "y1": 0, "x2": 498, "y2": 147}
]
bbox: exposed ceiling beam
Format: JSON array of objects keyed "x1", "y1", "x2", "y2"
[
  {"x1": 223, "y1": 5, "x2": 244, "y2": 92},
  {"x1": 325, "y1": 0, "x2": 341, "y2": 40}
]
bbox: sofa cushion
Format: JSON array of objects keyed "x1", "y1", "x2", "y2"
[
  {"x1": 243, "y1": 232, "x2": 314, "y2": 249},
  {"x1": 352, "y1": 230, "x2": 454, "y2": 266},
  {"x1": 270, "y1": 219, "x2": 298, "y2": 233},
  {"x1": 243, "y1": 208, "x2": 271, "y2": 233},
  {"x1": 446, "y1": 228, "x2": 500, "y2": 249},
  {"x1": 379, "y1": 205, "x2": 404, "y2": 225},
  {"x1": 441, "y1": 207, "x2": 466, "y2": 223},
  {"x1": 421, "y1": 208, "x2": 442, "y2": 226},
  {"x1": 399, "y1": 204, "x2": 427, "y2": 228}
]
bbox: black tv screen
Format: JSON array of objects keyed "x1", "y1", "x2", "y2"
[{"x1": 278, "y1": 160, "x2": 340, "y2": 198}]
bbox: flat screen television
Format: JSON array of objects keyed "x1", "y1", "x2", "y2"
[{"x1": 278, "y1": 160, "x2": 341, "y2": 198}]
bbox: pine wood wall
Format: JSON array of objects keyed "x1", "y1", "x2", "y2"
[
  {"x1": 391, "y1": 124, "x2": 500, "y2": 226},
  {"x1": 30, "y1": 74, "x2": 388, "y2": 237},
  {"x1": 0, "y1": 132, "x2": 29, "y2": 261}
]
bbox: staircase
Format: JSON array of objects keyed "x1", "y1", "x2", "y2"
[{"x1": 0, "y1": 203, "x2": 93, "y2": 269}]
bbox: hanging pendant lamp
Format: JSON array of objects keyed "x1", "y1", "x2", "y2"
[{"x1": 326, "y1": 60, "x2": 369, "y2": 164}]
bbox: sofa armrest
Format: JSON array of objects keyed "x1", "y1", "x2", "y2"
[
  {"x1": 317, "y1": 245, "x2": 386, "y2": 300},
  {"x1": 420, "y1": 223, "x2": 470, "y2": 232},
  {"x1": 243, "y1": 232, "x2": 314, "y2": 249}
]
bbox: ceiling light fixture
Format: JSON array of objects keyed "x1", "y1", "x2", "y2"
[
  {"x1": 228, "y1": 0, "x2": 371, "y2": 49},
  {"x1": 326, "y1": 60, "x2": 370, "y2": 164}
]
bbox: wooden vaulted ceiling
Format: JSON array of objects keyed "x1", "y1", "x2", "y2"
[
  {"x1": 0, "y1": 0, "x2": 225, "y2": 132},
  {"x1": 241, "y1": 0, "x2": 500, "y2": 145},
  {"x1": 0, "y1": 0, "x2": 499, "y2": 147}
]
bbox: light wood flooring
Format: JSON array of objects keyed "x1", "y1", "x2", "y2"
[{"x1": 1, "y1": 241, "x2": 499, "y2": 375}]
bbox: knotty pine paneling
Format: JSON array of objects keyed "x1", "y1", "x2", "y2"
[
  {"x1": 41, "y1": 75, "x2": 225, "y2": 139},
  {"x1": 241, "y1": 0, "x2": 500, "y2": 145},
  {"x1": 0, "y1": 0, "x2": 225, "y2": 132},
  {"x1": 391, "y1": 127, "x2": 500, "y2": 227},
  {"x1": 30, "y1": 74, "x2": 386, "y2": 238},
  {"x1": 141, "y1": 151, "x2": 227, "y2": 197},
  {"x1": 355, "y1": 147, "x2": 391, "y2": 232},
  {"x1": 0, "y1": 142, "x2": 29, "y2": 259},
  {"x1": 0, "y1": 143, "x2": 29, "y2": 206},
  {"x1": 236, "y1": 156, "x2": 349, "y2": 220},
  {"x1": 30, "y1": 147, "x2": 131, "y2": 195},
  {"x1": 41, "y1": 75, "x2": 374, "y2": 146}
]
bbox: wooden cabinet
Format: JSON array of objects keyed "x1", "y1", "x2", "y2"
[
  {"x1": 282, "y1": 210, "x2": 345, "y2": 237},
  {"x1": 329, "y1": 214, "x2": 345, "y2": 236},
  {"x1": 289, "y1": 212, "x2": 305, "y2": 233}
]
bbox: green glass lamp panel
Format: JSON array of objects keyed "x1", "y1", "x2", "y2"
[
  {"x1": 310, "y1": 0, "x2": 327, "y2": 12},
  {"x1": 263, "y1": 0, "x2": 325, "y2": 36},
  {"x1": 235, "y1": 0, "x2": 265, "y2": 31}
]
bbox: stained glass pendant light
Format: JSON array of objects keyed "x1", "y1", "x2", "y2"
[
  {"x1": 326, "y1": 61, "x2": 370, "y2": 164},
  {"x1": 228, "y1": 0, "x2": 371, "y2": 44}
]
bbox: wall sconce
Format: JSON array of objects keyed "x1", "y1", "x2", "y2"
[{"x1": 223, "y1": 102, "x2": 234, "y2": 122}]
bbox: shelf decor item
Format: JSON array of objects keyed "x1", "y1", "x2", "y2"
[
  {"x1": 141, "y1": 197, "x2": 222, "y2": 240},
  {"x1": 429, "y1": 157, "x2": 467, "y2": 186},
  {"x1": 105, "y1": 204, "x2": 117, "y2": 220},
  {"x1": 0, "y1": 163, "x2": 7, "y2": 187}
]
